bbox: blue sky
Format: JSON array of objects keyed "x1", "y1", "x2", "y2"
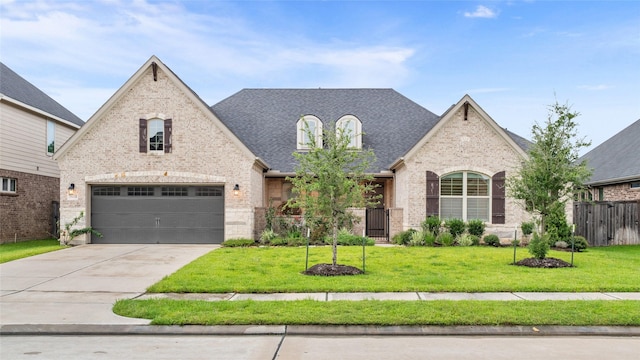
[{"x1": 1, "y1": 0, "x2": 639, "y2": 153}]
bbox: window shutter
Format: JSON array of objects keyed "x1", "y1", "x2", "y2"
[
  {"x1": 492, "y1": 171, "x2": 506, "y2": 224},
  {"x1": 139, "y1": 118, "x2": 147, "y2": 153},
  {"x1": 426, "y1": 171, "x2": 439, "y2": 217},
  {"x1": 164, "y1": 118, "x2": 172, "y2": 153}
]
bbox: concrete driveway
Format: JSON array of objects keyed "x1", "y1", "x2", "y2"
[{"x1": 0, "y1": 244, "x2": 218, "y2": 325}]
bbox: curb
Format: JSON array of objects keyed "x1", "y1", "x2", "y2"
[{"x1": 2, "y1": 324, "x2": 640, "y2": 337}]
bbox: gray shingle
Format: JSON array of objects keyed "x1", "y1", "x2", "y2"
[
  {"x1": 0, "y1": 62, "x2": 83, "y2": 126},
  {"x1": 580, "y1": 119, "x2": 640, "y2": 185},
  {"x1": 211, "y1": 89, "x2": 441, "y2": 173}
]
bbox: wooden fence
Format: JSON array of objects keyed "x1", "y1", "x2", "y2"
[{"x1": 573, "y1": 201, "x2": 640, "y2": 246}]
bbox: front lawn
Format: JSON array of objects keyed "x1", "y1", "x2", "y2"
[
  {"x1": 148, "y1": 245, "x2": 640, "y2": 293},
  {"x1": 0, "y1": 239, "x2": 66, "y2": 264}
]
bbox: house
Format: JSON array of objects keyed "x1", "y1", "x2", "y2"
[
  {"x1": 54, "y1": 56, "x2": 531, "y2": 244},
  {"x1": 580, "y1": 119, "x2": 640, "y2": 201},
  {"x1": 0, "y1": 62, "x2": 83, "y2": 242},
  {"x1": 573, "y1": 119, "x2": 640, "y2": 246}
]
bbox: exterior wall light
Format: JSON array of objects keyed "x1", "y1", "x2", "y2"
[
  {"x1": 68, "y1": 183, "x2": 76, "y2": 196},
  {"x1": 233, "y1": 184, "x2": 240, "y2": 196}
]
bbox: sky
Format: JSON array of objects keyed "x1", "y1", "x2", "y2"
[{"x1": 1, "y1": 0, "x2": 639, "y2": 154}]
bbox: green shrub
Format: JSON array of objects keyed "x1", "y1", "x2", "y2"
[
  {"x1": 222, "y1": 238, "x2": 256, "y2": 247},
  {"x1": 437, "y1": 232, "x2": 455, "y2": 247},
  {"x1": 444, "y1": 218, "x2": 466, "y2": 238},
  {"x1": 424, "y1": 231, "x2": 437, "y2": 247},
  {"x1": 409, "y1": 230, "x2": 426, "y2": 246},
  {"x1": 456, "y1": 233, "x2": 475, "y2": 247},
  {"x1": 467, "y1": 219, "x2": 486, "y2": 237},
  {"x1": 392, "y1": 229, "x2": 417, "y2": 245},
  {"x1": 571, "y1": 236, "x2": 589, "y2": 252},
  {"x1": 521, "y1": 222, "x2": 535, "y2": 236},
  {"x1": 328, "y1": 230, "x2": 375, "y2": 246},
  {"x1": 545, "y1": 203, "x2": 571, "y2": 244},
  {"x1": 528, "y1": 233, "x2": 550, "y2": 259},
  {"x1": 269, "y1": 237, "x2": 288, "y2": 246},
  {"x1": 554, "y1": 241, "x2": 568, "y2": 249},
  {"x1": 422, "y1": 216, "x2": 441, "y2": 235},
  {"x1": 286, "y1": 237, "x2": 306, "y2": 246},
  {"x1": 259, "y1": 229, "x2": 277, "y2": 245},
  {"x1": 483, "y1": 234, "x2": 500, "y2": 247}
]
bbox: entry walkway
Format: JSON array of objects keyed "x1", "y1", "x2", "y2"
[{"x1": 137, "y1": 291, "x2": 640, "y2": 302}]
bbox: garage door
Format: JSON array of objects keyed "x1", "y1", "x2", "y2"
[{"x1": 90, "y1": 185, "x2": 224, "y2": 244}]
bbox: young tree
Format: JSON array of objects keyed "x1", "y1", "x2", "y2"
[
  {"x1": 287, "y1": 120, "x2": 378, "y2": 267},
  {"x1": 506, "y1": 100, "x2": 592, "y2": 236}
]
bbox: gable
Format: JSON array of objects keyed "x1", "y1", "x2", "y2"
[{"x1": 54, "y1": 56, "x2": 262, "y2": 168}]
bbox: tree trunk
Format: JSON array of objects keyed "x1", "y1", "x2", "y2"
[{"x1": 332, "y1": 222, "x2": 338, "y2": 266}]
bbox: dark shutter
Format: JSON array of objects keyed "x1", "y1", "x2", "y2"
[
  {"x1": 164, "y1": 118, "x2": 172, "y2": 153},
  {"x1": 426, "y1": 171, "x2": 439, "y2": 217},
  {"x1": 492, "y1": 171, "x2": 506, "y2": 224},
  {"x1": 139, "y1": 118, "x2": 147, "y2": 153}
]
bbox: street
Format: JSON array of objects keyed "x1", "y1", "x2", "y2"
[{"x1": 2, "y1": 335, "x2": 639, "y2": 360}]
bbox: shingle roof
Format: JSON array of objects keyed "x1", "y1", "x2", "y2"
[
  {"x1": 580, "y1": 119, "x2": 640, "y2": 185},
  {"x1": 504, "y1": 128, "x2": 532, "y2": 152},
  {"x1": 211, "y1": 89, "x2": 441, "y2": 173},
  {"x1": 0, "y1": 62, "x2": 83, "y2": 126}
]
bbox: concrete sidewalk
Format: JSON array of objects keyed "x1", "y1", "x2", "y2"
[{"x1": 136, "y1": 291, "x2": 640, "y2": 302}]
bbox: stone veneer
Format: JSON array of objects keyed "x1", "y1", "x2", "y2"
[
  {"x1": 602, "y1": 183, "x2": 640, "y2": 201},
  {"x1": 0, "y1": 169, "x2": 59, "y2": 242}
]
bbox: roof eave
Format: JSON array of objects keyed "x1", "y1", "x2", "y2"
[{"x1": 1, "y1": 94, "x2": 82, "y2": 129}]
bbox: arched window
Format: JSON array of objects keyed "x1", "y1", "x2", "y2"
[
  {"x1": 336, "y1": 115, "x2": 362, "y2": 149},
  {"x1": 440, "y1": 171, "x2": 490, "y2": 221},
  {"x1": 297, "y1": 115, "x2": 322, "y2": 149}
]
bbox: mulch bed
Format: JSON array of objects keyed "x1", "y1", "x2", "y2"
[
  {"x1": 303, "y1": 263, "x2": 364, "y2": 276},
  {"x1": 515, "y1": 257, "x2": 573, "y2": 268}
]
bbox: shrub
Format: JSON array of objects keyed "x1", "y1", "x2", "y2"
[
  {"x1": 424, "y1": 231, "x2": 437, "y2": 247},
  {"x1": 222, "y1": 238, "x2": 256, "y2": 247},
  {"x1": 444, "y1": 218, "x2": 466, "y2": 238},
  {"x1": 328, "y1": 230, "x2": 375, "y2": 246},
  {"x1": 259, "y1": 229, "x2": 277, "y2": 245},
  {"x1": 437, "y1": 232, "x2": 455, "y2": 247},
  {"x1": 521, "y1": 222, "x2": 535, "y2": 236},
  {"x1": 456, "y1": 233, "x2": 475, "y2": 247},
  {"x1": 528, "y1": 233, "x2": 550, "y2": 259},
  {"x1": 422, "y1": 216, "x2": 441, "y2": 235},
  {"x1": 269, "y1": 237, "x2": 288, "y2": 246},
  {"x1": 554, "y1": 241, "x2": 568, "y2": 249},
  {"x1": 571, "y1": 236, "x2": 589, "y2": 252},
  {"x1": 467, "y1": 219, "x2": 486, "y2": 237},
  {"x1": 392, "y1": 229, "x2": 416, "y2": 245},
  {"x1": 286, "y1": 237, "x2": 306, "y2": 247},
  {"x1": 546, "y1": 203, "x2": 571, "y2": 244},
  {"x1": 483, "y1": 234, "x2": 500, "y2": 247},
  {"x1": 409, "y1": 230, "x2": 426, "y2": 246}
]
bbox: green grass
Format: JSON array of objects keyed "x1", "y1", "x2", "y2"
[
  {"x1": 113, "y1": 299, "x2": 640, "y2": 326},
  {"x1": 148, "y1": 245, "x2": 640, "y2": 293},
  {"x1": 0, "y1": 239, "x2": 67, "y2": 264}
]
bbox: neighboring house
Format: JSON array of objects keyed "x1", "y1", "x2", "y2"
[
  {"x1": 0, "y1": 62, "x2": 83, "y2": 242},
  {"x1": 580, "y1": 119, "x2": 640, "y2": 201},
  {"x1": 54, "y1": 56, "x2": 531, "y2": 245}
]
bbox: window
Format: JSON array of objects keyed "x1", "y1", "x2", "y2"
[
  {"x1": 93, "y1": 186, "x2": 121, "y2": 196},
  {"x1": 631, "y1": 182, "x2": 640, "y2": 189},
  {"x1": 161, "y1": 187, "x2": 188, "y2": 196},
  {"x1": 297, "y1": 115, "x2": 322, "y2": 149},
  {"x1": 127, "y1": 187, "x2": 154, "y2": 196},
  {"x1": 47, "y1": 120, "x2": 55, "y2": 155},
  {"x1": 440, "y1": 172, "x2": 490, "y2": 221},
  {"x1": 139, "y1": 118, "x2": 172, "y2": 153},
  {"x1": 336, "y1": 115, "x2": 362, "y2": 148},
  {"x1": 1, "y1": 177, "x2": 17, "y2": 193},
  {"x1": 196, "y1": 187, "x2": 223, "y2": 196}
]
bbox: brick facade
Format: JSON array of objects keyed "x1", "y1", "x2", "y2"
[
  {"x1": 56, "y1": 63, "x2": 262, "y2": 244},
  {"x1": 0, "y1": 169, "x2": 59, "y2": 242},
  {"x1": 602, "y1": 183, "x2": 640, "y2": 201}
]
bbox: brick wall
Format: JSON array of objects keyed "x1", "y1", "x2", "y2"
[
  {"x1": 56, "y1": 65, "x2": 261, "y2": 244},
  {"x1": 395, "y1": 102, "x2": 531, "y2": 238},
  {"x1": 0, "y1": 169, "x2": 59, "y2": 242},
  {"x1": 603, "y1": 183, "x2": 640, "y2": 201}
]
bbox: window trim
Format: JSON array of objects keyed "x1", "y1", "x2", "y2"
[
  {"x1": 47, "y1": 120, "x2": 55, "y2": 155},
  {"x1": 440, "y1": 171, "x2": 491, "y2": 222},
  {"x1": 297, "y1": 115, "x2": 322, "y2": 150},
  {"x1": 1, "y1": 177, "x2": 17, "y2": 194},
  {"x1": 336, "y1": 115, "x2": 362, "y2": 149}
]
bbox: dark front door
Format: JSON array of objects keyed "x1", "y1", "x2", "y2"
[
  {"x1": 366, "y1": 183, "x2": 388, "y2": 240},
  {"x1": 90, "y1": 185, "x2": 224, "y2": 244}
]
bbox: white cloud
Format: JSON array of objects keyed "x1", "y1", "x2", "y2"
[{"x1": 464, "y1": 5, "x2": 497, "y2": 19}]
